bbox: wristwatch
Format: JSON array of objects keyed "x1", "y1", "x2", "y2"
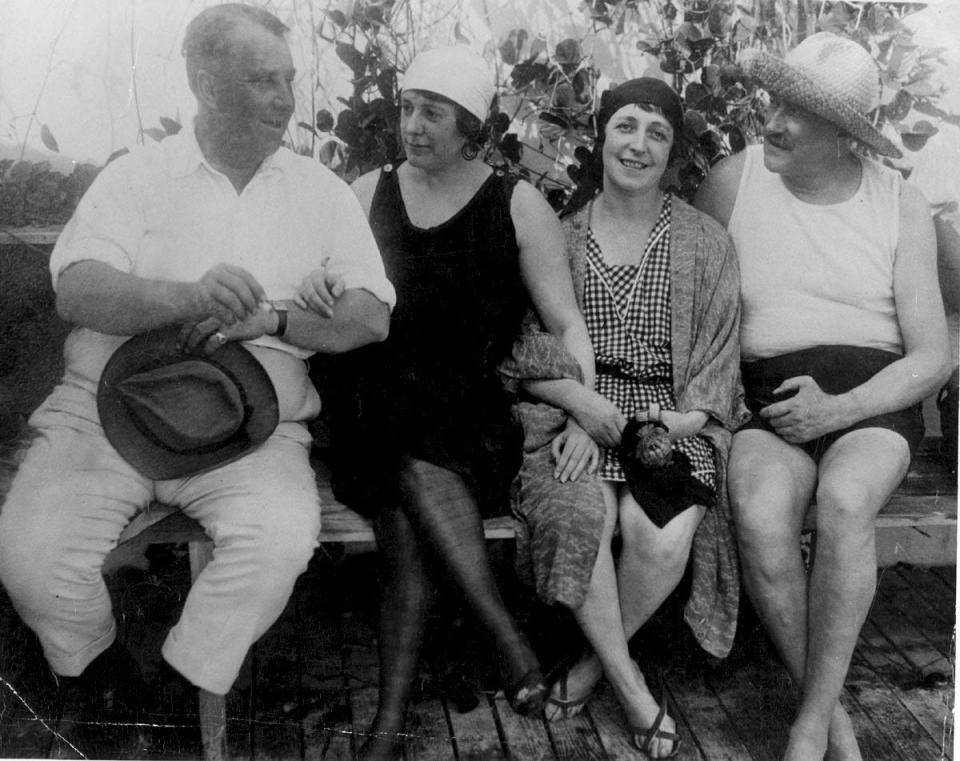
[{"x1": 268, "y1": 301, "x2": 288, "y2": 338}]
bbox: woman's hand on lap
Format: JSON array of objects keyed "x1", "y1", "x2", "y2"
[{"x1": 551, "y1": 420, "x2": 599, "y2": 483}]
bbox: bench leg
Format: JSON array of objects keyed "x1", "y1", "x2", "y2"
[{"x1": 188, "y1": 540, "x2": 228, "y2": 761}]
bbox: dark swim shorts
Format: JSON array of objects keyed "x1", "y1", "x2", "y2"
[{"x1": 739, "y1": 345, "x2": 924, "y2": 462}]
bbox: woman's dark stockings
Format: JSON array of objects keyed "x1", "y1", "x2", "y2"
[
  {"x1": 360, "y1": 504, "x2": 435, "y2": 761},
  {"x1": 360, "y1": 458, "x2": 545, "y2": 760},
  {"x1": 398, "y1": 459, "x2": 544, "y2": 712}
]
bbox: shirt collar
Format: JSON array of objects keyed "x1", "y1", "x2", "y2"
[{"x1": 167, "y1": 121, "x2": 291, "y2": 180}]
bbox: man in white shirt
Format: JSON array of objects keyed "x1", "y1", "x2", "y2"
[{"x1": 0, "y1": 1, "x2": 393, "y2": 730}]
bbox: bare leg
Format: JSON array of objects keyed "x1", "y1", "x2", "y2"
[
  {"x1": 728, "y1": 430, "x2": 848, "y2": 758},
  {"x1": 729, "y1": 429, "x2": 817, "y2": 679},
  {"x1": 545, "y1": 486, "x2": 622, "y2": 720},
  {"x1": 360, "y1": 505, "x2": 436, "y2": 761},
  {"x1": 552, "y1": 483, "x2": 703, "y2": 758},
  {"x1": 614, "y1": 486, "x2": 704, "y2": 757},
  {"x1": 615, "y1": 488, "x2": 705, "y2": 641},
  {"x1": 783, "y1": 430, "x2": 909, "y2": 761}
]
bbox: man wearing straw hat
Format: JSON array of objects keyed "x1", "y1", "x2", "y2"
[
  {"x1": 0, "y1": 3, "x2": 393, "y2": 749},
  {"x1": 696, "y1": 33, "x2": 949, "y2": 761}
]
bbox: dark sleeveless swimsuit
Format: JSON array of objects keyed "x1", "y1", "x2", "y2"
[{"x1": 324, "y1": 163, "x2": 528, "y2": 517}]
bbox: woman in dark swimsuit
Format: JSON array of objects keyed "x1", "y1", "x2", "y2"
[{"x1": 297, "y1": 45, "x2": 595, "y2": 761}]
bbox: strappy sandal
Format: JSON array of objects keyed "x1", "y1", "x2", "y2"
[
  {"x1": 544, "y1": 667, "x2": 594, "y2": 721},
  {"x1": 630, "y1": 692, "x2": 682, "y2": 759},
  {"x1": 504, "y1": 669, "x2": 547, "y2": 717}
]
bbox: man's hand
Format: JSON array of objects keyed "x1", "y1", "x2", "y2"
[
  {"x1": 191, "y1": 264, "x2": 266, "y2": 325},
  {"x1": 760, "y1": 375, "x2": 843, "y2": 444},
  {"x1": 551, "y1": 419, "x2": 599, "y2": 483},
  {"x1": 568, "y1": 391, "x2": 626, "y2": 449},
  {"x1": 179, "y1": 301, "x2": 277, "y2": 355},
  {"x1": 294, "y1": 258, "x2": 346, "y2": 318}
]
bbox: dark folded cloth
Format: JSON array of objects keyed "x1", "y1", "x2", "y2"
[{"x1": 618, "y1": 419, "x2": 715, "y2": 528}]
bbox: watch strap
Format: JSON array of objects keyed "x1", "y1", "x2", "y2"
[{"x1": 269, "y1": 302, "x2": 288, "y2": 338}]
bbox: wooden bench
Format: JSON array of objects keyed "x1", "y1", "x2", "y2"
[
  {"x1": 4, "y1": 227, "x2": 955, "y2": 757},
  {"x1": 109, "y1": 438, "x2": 956, "y2": 760}
]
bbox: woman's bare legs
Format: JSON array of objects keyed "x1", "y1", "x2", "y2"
[{"x1": 550, "y1": 482, "x2": 704, "y2": 758}]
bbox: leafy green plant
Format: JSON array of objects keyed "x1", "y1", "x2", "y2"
[
  {"x1": 317, "y1": 0, "x2": 954, "y2": 207},
  {"x1": 0, "y1": 115, "x2": 183, "y2": 229},
  {"x1": 0, "y1": 160, "x2": 100, "y2": 228},
  {"x1": 7, "y1": 1, "x2": 955, "y2": 226}
]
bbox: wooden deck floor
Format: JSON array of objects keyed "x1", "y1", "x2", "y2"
[{"x1": 0, "y1": 549, "x2": 954, "y2": 760}]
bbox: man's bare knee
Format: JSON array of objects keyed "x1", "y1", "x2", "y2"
[{"x1": 814, "y1": 479, "x2": 880, "y2": 539}]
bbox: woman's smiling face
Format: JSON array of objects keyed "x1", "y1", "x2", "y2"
[{"x1": 601, "y1": 103, "x2": 674, "y2": 196}]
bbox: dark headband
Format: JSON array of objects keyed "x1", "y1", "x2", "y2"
[{"x1": 597, "y1": 78, "x2": 683, "y2": 136}]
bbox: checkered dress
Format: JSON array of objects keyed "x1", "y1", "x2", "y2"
[{"x1": 583, "y1": 195, "x2": 716, "y2": 487}]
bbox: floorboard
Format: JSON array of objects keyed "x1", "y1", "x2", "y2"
[
  {"x1": 704, "y1": 657, "x2": 793, "y2": 761},
  {"x1": 856, "y1": 620, "x2": 954, "y2": 755},
  {"x1": 491, "y1": 694, "x2": 555, "y2": 761},
  {"x1": 876, "y1": 577, "x2": 954, "y2": 661},
  {"x1": 838, "y1": 689, "x2": 901, "y2": 761},
  {"x1": 850, "y1": 648, "x2": 946, "y2": 760},
  {"x1": 868, "y1": 588, "x2": 953, "y2": 674},
  {"x1": 886, "y1": 567, "x2": 953, "y2": 628},
  {"x1": 0, "y1": 555, "x2": 953, "y2": 761},
  {"x1": 445, "y1": 694, "x2": 506, "y2": 760},
  {"x1": 342, "y1": 610, "x2": 379, "y2": 760},
  {"x1": 404, "y1": 685, "x2": 455, "y2": 760},
  {"x1": 667, "y1": 672, "x2": 754, "y2": 761},
  {"x1": 929, "y1": 566, "x2": 956, "y2": 591},
  {"x1": 249, "y1": 611, "x2": 305, "y2": 760}
]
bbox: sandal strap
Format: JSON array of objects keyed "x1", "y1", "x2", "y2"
[
  {"x1": 637, "y1": 700, "x2": 668, "y2": 752},
  {"x1": 632, "y1": 697, "x2": 681, "y2": 758},
  {"x1": 545, "y1": 670, "x2": 593, "y2": 719}
]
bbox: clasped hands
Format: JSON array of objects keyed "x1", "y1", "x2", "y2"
[
  {"x1": 551, "y1": 392, "x2": 623, "y2": 484},
  {"x1": 551, "y1": 392, "x2": 711, "y2": 483},
  {"x1": 177, "y1": 261, "x2": 345, "y2": 354}
]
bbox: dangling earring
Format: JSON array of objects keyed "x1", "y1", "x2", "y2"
[{"x1": 836, "y1": 134, "x2": 843, "y2": 161}]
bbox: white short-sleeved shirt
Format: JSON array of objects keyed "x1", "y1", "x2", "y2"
[{"x1": 49, "y1": 127, "x2": 395, "y2": 420}]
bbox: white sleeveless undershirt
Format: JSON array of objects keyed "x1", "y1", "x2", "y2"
[{"x1": 729, "y1": 144, "x2": 903, "y2": 361}]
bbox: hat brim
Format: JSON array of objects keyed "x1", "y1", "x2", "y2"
[
  {"x1": 98, "y1": 327, "x2": 279, "y2": 480},
  {"x1": 746, "y1": 50, "x2": 902, "y2": 159}
]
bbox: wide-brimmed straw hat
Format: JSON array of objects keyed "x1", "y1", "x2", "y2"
[
  {"x1": 742, "y1": 32, "x2": 901, "y2": 158},
  {"x1": 98, "y1": 326, "x2": 279, "y2": 480}
]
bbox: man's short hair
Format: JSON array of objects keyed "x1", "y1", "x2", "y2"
[{"x1": 182, "y1": 4, "x2": 289, "y2": 93}]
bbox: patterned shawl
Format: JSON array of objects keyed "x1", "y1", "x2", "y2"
[{"x1": 502, "y1": 196, "x2": 750, "y2": 658}]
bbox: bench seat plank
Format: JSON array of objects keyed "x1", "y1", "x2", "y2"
[{"x1": 118, "y1": 438, "x2": 955, "y2": 551}]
